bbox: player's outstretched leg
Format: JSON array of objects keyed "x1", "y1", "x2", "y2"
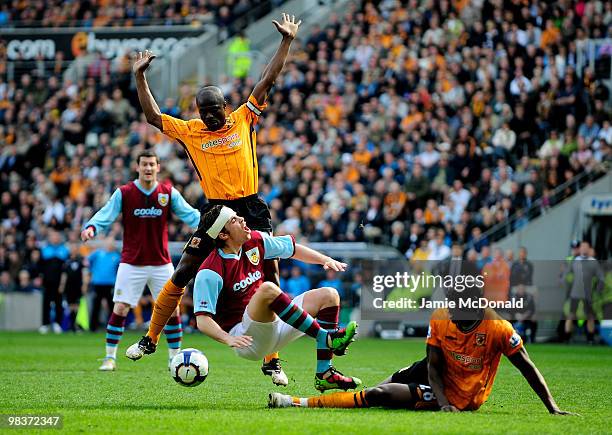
[
  {"x1": 126, "y1": 252, "x2": 203, "y2": 360},
  {"x1": 100, "y1": 304, "x2": 129, "y2": 371},
  {"x1": 253, "y1": 282, "x2": 361, "y2": 391},
  {"x1": 269, "y1": 383, "x2": 424, "y2": 409}
]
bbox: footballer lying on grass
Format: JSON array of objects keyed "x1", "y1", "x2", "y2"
[
  {"x1": 270, "y1": 286, "x2": 576, "y2": 414},
  {"x1": 190, "y1": 205, "x2": 361, "y2": 391}
]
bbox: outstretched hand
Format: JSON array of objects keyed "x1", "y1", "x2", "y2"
[
  {"x1": 133, "y1": 50, "x2": 156, "y2": 74},
  {"x1": 272, "y1": 13, "x2": 301, "y2": 39},
  {"x1": 323, "y1": 258, "x2": 348, "y2": 272},
  {"x1": 80, "y1": 227, "x2": 95, "y2": 242}
]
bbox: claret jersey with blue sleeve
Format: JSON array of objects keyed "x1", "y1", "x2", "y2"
[{"x1": 193, "y1": 231, "x2": 295, "y2": 332}]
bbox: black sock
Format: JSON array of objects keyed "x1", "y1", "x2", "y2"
[{"x1": 70, "y1": 311, "x2": 78, "y2": 332}]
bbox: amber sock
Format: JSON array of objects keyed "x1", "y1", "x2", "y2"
[
  {"x1": 147, "y1": 280, "x2": 184, "y2": 344},
  {"x1": 295, "y1": 391, "x2": 368, "y2": 408},
  {"x1": 264, "y1": 352, "x2": 280, "y2": 364}
]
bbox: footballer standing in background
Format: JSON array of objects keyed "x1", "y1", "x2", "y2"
[
  {"x1": 81, "y1": 150, "x2": 200, "y2": 371},
  {"x1": 126, "y1": 13, "x2": 303, "y2": 386}
]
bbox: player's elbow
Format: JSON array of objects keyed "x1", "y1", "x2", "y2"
[{"x1": 145, "y1": 113, "x2": 162, "y2": 130}]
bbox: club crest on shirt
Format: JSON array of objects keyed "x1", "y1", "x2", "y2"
[
  {"x1": 245, "y1": 247, "x2": 260, "y2": 266},
  {"x1": 158, "y1": 193, "x2": 169, "y2": 207},
  {"x1": 475, "y1": 332, "x2": 487, "y2": 347}
]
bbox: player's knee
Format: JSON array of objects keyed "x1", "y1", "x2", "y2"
[
  {"x1": 113, "y1": 302, "x2": 130, "y2": 316},
  {"x1": 366, "y1": 387, "x2": 390, "y2": 405},
  {"x1": 320, "y1": 286, "x2": 340, "y2": 306},
  {"x1": 258, "y1": 281, "x2": 281, "y2": 301}
]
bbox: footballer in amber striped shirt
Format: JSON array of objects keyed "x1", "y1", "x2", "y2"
[
  {"x1": 161, "y1": 93, "x2": 264, "y2": 201},
  {"x1": 127, "y1": 13, "x2": 302, "y2": 388}
]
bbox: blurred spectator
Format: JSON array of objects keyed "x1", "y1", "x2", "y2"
[
  {"x1": 286, "y1": 266, "x2": 311, "y2": 298},
  {"x1": 15, "y1": 269, "x2": 40, "y2": 293},
  {"x1": 227, "y1": 32, "x2": 252, "y2": 78},
  {"x1": 0, "y1": 270, "x2": 15, "y2": 292},
  {"x1": 482, "y1": 248, "x2": 511, "y2": 302},
  {"x1": 318, "y1": 270, "x2": 343, "y2": 298},
  {"x1": 428, "y1": 229, "x2": 451, "y2": 261},
  {"x1": 510, "y1": 247, "x2": 534, "y2": 288},
  {"x1": 88, "y1": 237, "x2": 120, "y2": 332}
]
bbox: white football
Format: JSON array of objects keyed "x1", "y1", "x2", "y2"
[{"x1": 170, "y1": 348, "x2": 209, "y2": 387}]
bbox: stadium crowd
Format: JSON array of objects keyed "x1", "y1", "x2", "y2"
[
  {"x1": 0, "y1": 0, "x2": 285, "y2": 29},
  {"x1": 0, "y1": 0, "x2": 611, "y2": 329}
]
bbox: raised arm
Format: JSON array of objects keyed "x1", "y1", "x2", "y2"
[
  {"x1": 251, "y1": 13, "x2": 301, "y2": 104},
  {"x1": 260, "y1": 233, "x2": 347, "y2": 271},
  {"x1": 133, "y1": 50, "x2": 162, "y2": 130},
  {"x1": 508, "y1": 347, "x2": 575, "y2": 415},
  {"x1": 427, "y1": 344, "x2": 457, "y2": 412}
]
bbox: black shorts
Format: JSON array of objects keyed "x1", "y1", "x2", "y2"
[
  {"x1": 569, "y1": 297, "x2": 595, "y2": 317},
  {"x1": 390, "y1": 358, "x2": 439, "y2": 410},
  {"x1": 184, "y1": 194, "x2": 273, "y2": 257}
]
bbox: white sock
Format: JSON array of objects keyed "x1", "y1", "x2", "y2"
[
  {"x1": 168, "y1": 348, "x2": 180, "y2": 359},
  {"x1": 106, "y1": 346, "x2": 118, "y2": 359}
]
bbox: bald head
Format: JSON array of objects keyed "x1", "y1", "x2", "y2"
[
  {"x1": 196, "y1": 86, "x2": 226, "y2": 131},
  {"x1": 196, "y1": 86, "x2": 224, "y2": 107}
]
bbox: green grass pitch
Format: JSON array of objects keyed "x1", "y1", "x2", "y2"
[{"x1": 1, "y1": 332, "x2": 611, "y2": 434}]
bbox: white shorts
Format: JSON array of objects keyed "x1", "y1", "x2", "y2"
[
  {"x1": 229, "y1": 293, "x2": 306, "y2": 361},
  {"x1": 113, "y1": 263, "x2": 174, "y2": 307}
]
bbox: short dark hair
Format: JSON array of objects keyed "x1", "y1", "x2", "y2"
[
  {"x1": 202, "y1": 204, "x2": 227, "y2": 247},
  {"x1": 137, "y1": 149, "x2": 159, "y2": 164}
]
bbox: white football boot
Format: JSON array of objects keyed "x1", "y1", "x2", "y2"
[
  {"x1": 268, "y1": 392, "x2": 293, "y2": 408},
  {"x1": 99, "y1": 358, "x2": 117, "y2": 371},
  {"x1": 261, "y1": 358, "x2": 289, "y2": 387}
]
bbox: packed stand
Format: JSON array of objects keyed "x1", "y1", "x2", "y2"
[
  {"x1": 0, "y1": 0, "x2": 285, "y2": 32},
  {"x1": 245, "y1": 0, "x2": 611, "y2": 258}
]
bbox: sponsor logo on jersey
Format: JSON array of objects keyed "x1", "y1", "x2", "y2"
[
  {"x1": 232, "y1": 271, "x2": 262, "y2": 292},
  {"x1": 450, "y1": 351, "x2": 482, "y2": 369},
  {"x1": 475, "y1": 332, "x2": 487, "y2": 347},
  {"x1": 245, "y1": 247, "x2": 260, "y2": 266},
  {"x1": 509, "y1": 331, "x2": 521, "y2": 348},
  {"x1": 201, "y1": 133, "x2": 241, "y2": 150},
  {"x1": 133, "y1": 207, "x2": 163, "y2": 217},
  {"x1": 158, "y1": 193, "x2": 169, "y2": 207}
]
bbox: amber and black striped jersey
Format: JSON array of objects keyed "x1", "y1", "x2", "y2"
[{"x1": 161, "y1": 94, "x2": 266, "y2": 200}]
